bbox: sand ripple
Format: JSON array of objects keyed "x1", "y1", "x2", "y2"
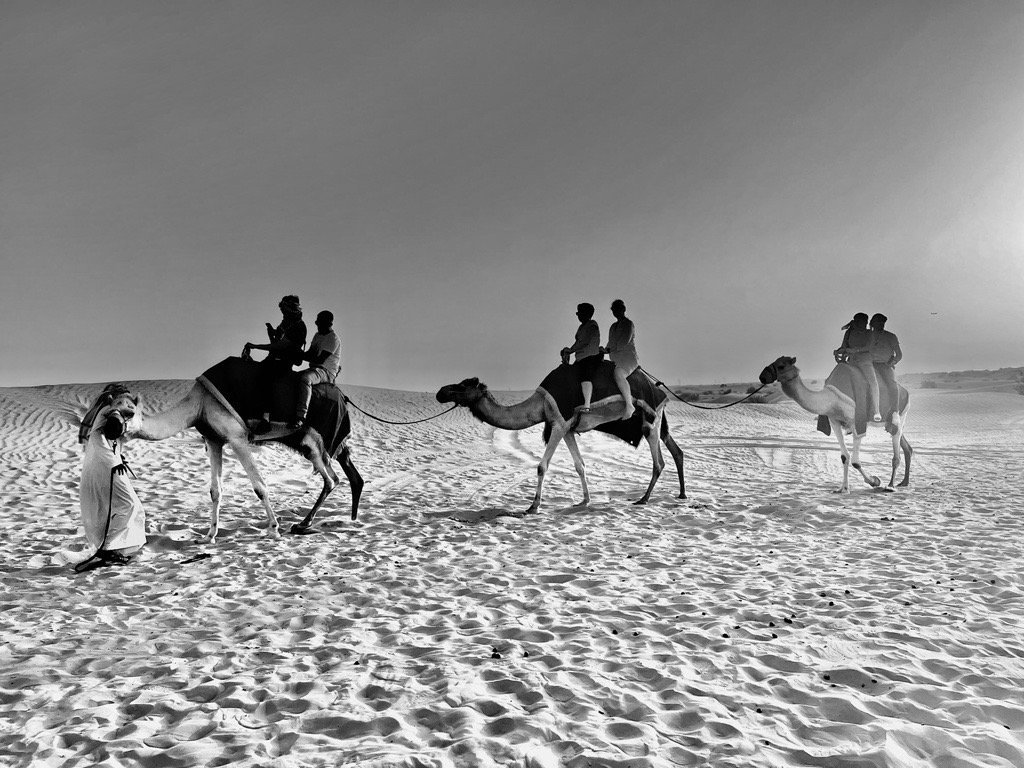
[{"x1": 1, "y1": 382, "x2": 1023, "y2": 766}]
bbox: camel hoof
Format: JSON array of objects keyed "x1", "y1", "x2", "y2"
[
  {"x1": 290, "y1": 523, "x2": 318, "y2": 535},
  {"x1": 266, "y1": 527, "x2": 281, "y2": 539},
  {"x1": 869, "y1": 476, "x2": 881, "y2": 488},
  {"x1": 632, "y1": 498, "x2": 649, "y2": 507},
  {"x1": 897, "y1": 480, "x2": 910, "y2": 488}
]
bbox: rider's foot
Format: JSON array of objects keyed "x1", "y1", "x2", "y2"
[
  {"x1": 621, "y1": 406, "x2": 635, "y2": 420},
  {"x1": 252, "y1": 419, "x2": 273, "y2": 435},
  {"x1": 288, "y1": 418, "x2": 305, "y2": 430},
  {"x1": 872, "y1": 412, "x2": 882, "y2": 422}
]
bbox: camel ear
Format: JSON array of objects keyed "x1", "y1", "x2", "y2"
[
  {"x1": 464, "y1": 377, "x2": 479, "y2": 388},
  {"x1": 132, "y1": 394, "x2": 141, "y2": 407}
]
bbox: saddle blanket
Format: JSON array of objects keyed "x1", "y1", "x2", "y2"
[
  {"x1": 198, "y1": 357, "x2": 350, "y2": 457},
  {"x1": 538, "y1": 362, "x2": 667, "y2": 447}
]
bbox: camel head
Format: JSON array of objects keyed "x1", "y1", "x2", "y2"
[
  {"x1": 101, "y1": 391, "x2": 141, "y2": 440},
  {"x1": 436, "y1": 377, "x2": 488, "y2": 407},
  {"x1": 759, "y1": 356, "x2": 798, "y2": 386}
]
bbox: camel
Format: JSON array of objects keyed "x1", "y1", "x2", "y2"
[
  {"x1": 435, "y1": 363, "x2": 686, "y2": 514},
  {"x1": 759, "y1": 356, "x2": 912, "y2": 492},
  {"x1": 116, "y1": 363, "x2": 363, "y2": 541}
]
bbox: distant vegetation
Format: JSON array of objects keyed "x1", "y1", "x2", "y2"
[{"x1": 920, "y1": 380, "x2": 938, "y2": 389}]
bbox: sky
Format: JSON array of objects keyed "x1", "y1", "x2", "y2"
[{"x1": 2, "y1": 1, "x2": 1023, "y2": 392}]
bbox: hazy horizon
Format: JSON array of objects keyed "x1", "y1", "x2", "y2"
[{"x1": 3, "y1": 1, "x2": 1023, "y2": 392}]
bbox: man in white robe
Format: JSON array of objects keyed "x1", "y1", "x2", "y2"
[{"x1": 79, "y1": 400, "x2": 146, "y2": 564}]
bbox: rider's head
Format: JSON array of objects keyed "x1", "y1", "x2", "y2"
[
  {"x1": 611, "y1": 299, "x2": 626, "y2": 317},
  {"x1": 279, "y1": 295, "x2": 302, "y2": 316},
  {"x1": 842, "y1": 312, "x2": 868, "y2": 330},
  {"x1": 870, "y1": 313, "x2": 887, "y2": 329},
  {"x1": 315, "y1": 310, "x2": 334, "y2": 330},
  {"x1": 576, "y1": 303, "x2": 595, "y2": 322}
]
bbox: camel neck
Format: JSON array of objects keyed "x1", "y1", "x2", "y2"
[
  {"x1": 469, "y1": 390, "x2": 547, "y2": 430},
  {"x1": 779, "y1": 370, "x2": 834, "y2": 416},
  {"x1": 132, "y1": 385, "x2": 203, "y2": 440}
]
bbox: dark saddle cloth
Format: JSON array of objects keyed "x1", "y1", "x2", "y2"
[
  {"x1": 816, "y1": 362, "x2": 904, "y2": 437},
  {"x1": 199, "y1": 357, "x2": 350, "y2": 456},
  {"x1": 538, "y1": 362, "x2": 667, "y2": 447}
]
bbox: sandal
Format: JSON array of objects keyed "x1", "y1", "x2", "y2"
[{"x1": 97, "y1": 549, "x2": 133, "y2": 566}]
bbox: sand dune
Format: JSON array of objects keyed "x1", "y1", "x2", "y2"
[{"x1": 2, "y1": 377, "x2": 1023, "y2": 767}]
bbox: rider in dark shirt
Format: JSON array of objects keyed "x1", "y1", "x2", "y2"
[
  {"x1": 835, "y1": 312, "x2": 882, "y2": 422},
  {"x1": 871, "y1": 313, "x2": 902, "y2": 424},
  {"x1": 244, "y1": 295, "x2": 308, "y2": 432}
]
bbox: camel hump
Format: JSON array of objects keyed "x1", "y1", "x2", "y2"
[{"x1": 539, "y1": 362, "x2": 666, "y2": 422}]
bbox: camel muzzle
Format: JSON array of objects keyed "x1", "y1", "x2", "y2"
[{"x1": 102, "y1": 411, "x2": 128, "y2": 440}]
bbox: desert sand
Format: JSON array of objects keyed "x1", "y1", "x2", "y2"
[{"x1": 1, "y1": 372, "x2": 1023, "y2": 767}]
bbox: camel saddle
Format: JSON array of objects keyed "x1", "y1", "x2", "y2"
[
  {"x1": 198, "y1": 357, "x2": 350, "y2": 456},
  {"x1": 538, "y1": 362, "x2": 666, "y2": 447},
  {"x1": 816, "y1": 362, "x2": 905, "y2": 437}
]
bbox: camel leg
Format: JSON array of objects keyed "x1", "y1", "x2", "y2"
[
  {"x1": 562, "y1": 431, "x2": 590, "y2": 508},
  {"x1": 291, "y1": 446, "x2": 338, "y2": 534},
  {"x1": 848, "y1": 432, "x2": 882, "y2": 489},
  {"x1": 635, "y1": 417, "x2": 665, "y2": 505},
  {"x1": 661, "y1": 415, "x2": 686, "y2": 499},
  {"x1": 886, "y1": 423, "x2": 902, "y2": 490},
  {"x1": 528, "y1": 423, "x2": 567, "y2": 514},
  {"x1": 205, "y1": 439, "x2": 224, "y2": 543},
  {"x1": 337, "y1": 446, "x2": 364, "y2": 520},
  {"x1": 831, "y1": 420, "x2": 852, "y2": 493},
  {"x1": 228, "y1": 439, "x2": 281, "y2": 538},
  {"x1": 898, "y1": 432, "x2": 912, "y2": 487}
]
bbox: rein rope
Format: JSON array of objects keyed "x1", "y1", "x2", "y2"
[
  {"x1": 638, "y1": 366, "x2": 769, "y2": 410},
  {"x1": 344, "y1": 396, "x2": 457, "y2": 425}
]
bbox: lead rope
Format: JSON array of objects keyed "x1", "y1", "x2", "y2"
[
  {"x1": 344, "y1": 396, "x2": 458, "y2": 425},
  {"x1": 638, "y1": 366, "x2": 768, "y2": 410}
]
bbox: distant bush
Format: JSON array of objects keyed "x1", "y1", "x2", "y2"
[
  {"x1": 746, "y1": 385, "x2": 759, "y2": 394},
  {"x1": 1016, "y1": 384, "x2": 1024, "y2": 396},
  {"x1": 677, "y1": 391, "x2": 701, "y2": 402},
  {"x1": 920, "y1": 380, "x2": 939, "y2": 389},
  {"x1": 722, "y1": 388, "x2": 732, "y2": 395},
  {"x1": 745, "y1": 394, "x2": 767, "y2": 404}
]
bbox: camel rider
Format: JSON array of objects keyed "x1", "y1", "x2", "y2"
[
  {"x1": 871, "y1": 313, "x2": 902, "y2": 424},
  {"x1": 245, "y1": 295, "x2": 307, "y2": 433},
  {"x1": 245, "y1": 295, "x2": 307, "y2": 372},
  {"x1": 560, "y1": 302, "x2": 601, "y2": 413},
  {"x1": 292, "y1": 310, "x2": 342, "y2": 429},
  {"x1": 600, "y1": 299, "x2": 638, "y2": 420},
  {"x1": 835, "y1": 312, "x2": 882, "y2": 422}
]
